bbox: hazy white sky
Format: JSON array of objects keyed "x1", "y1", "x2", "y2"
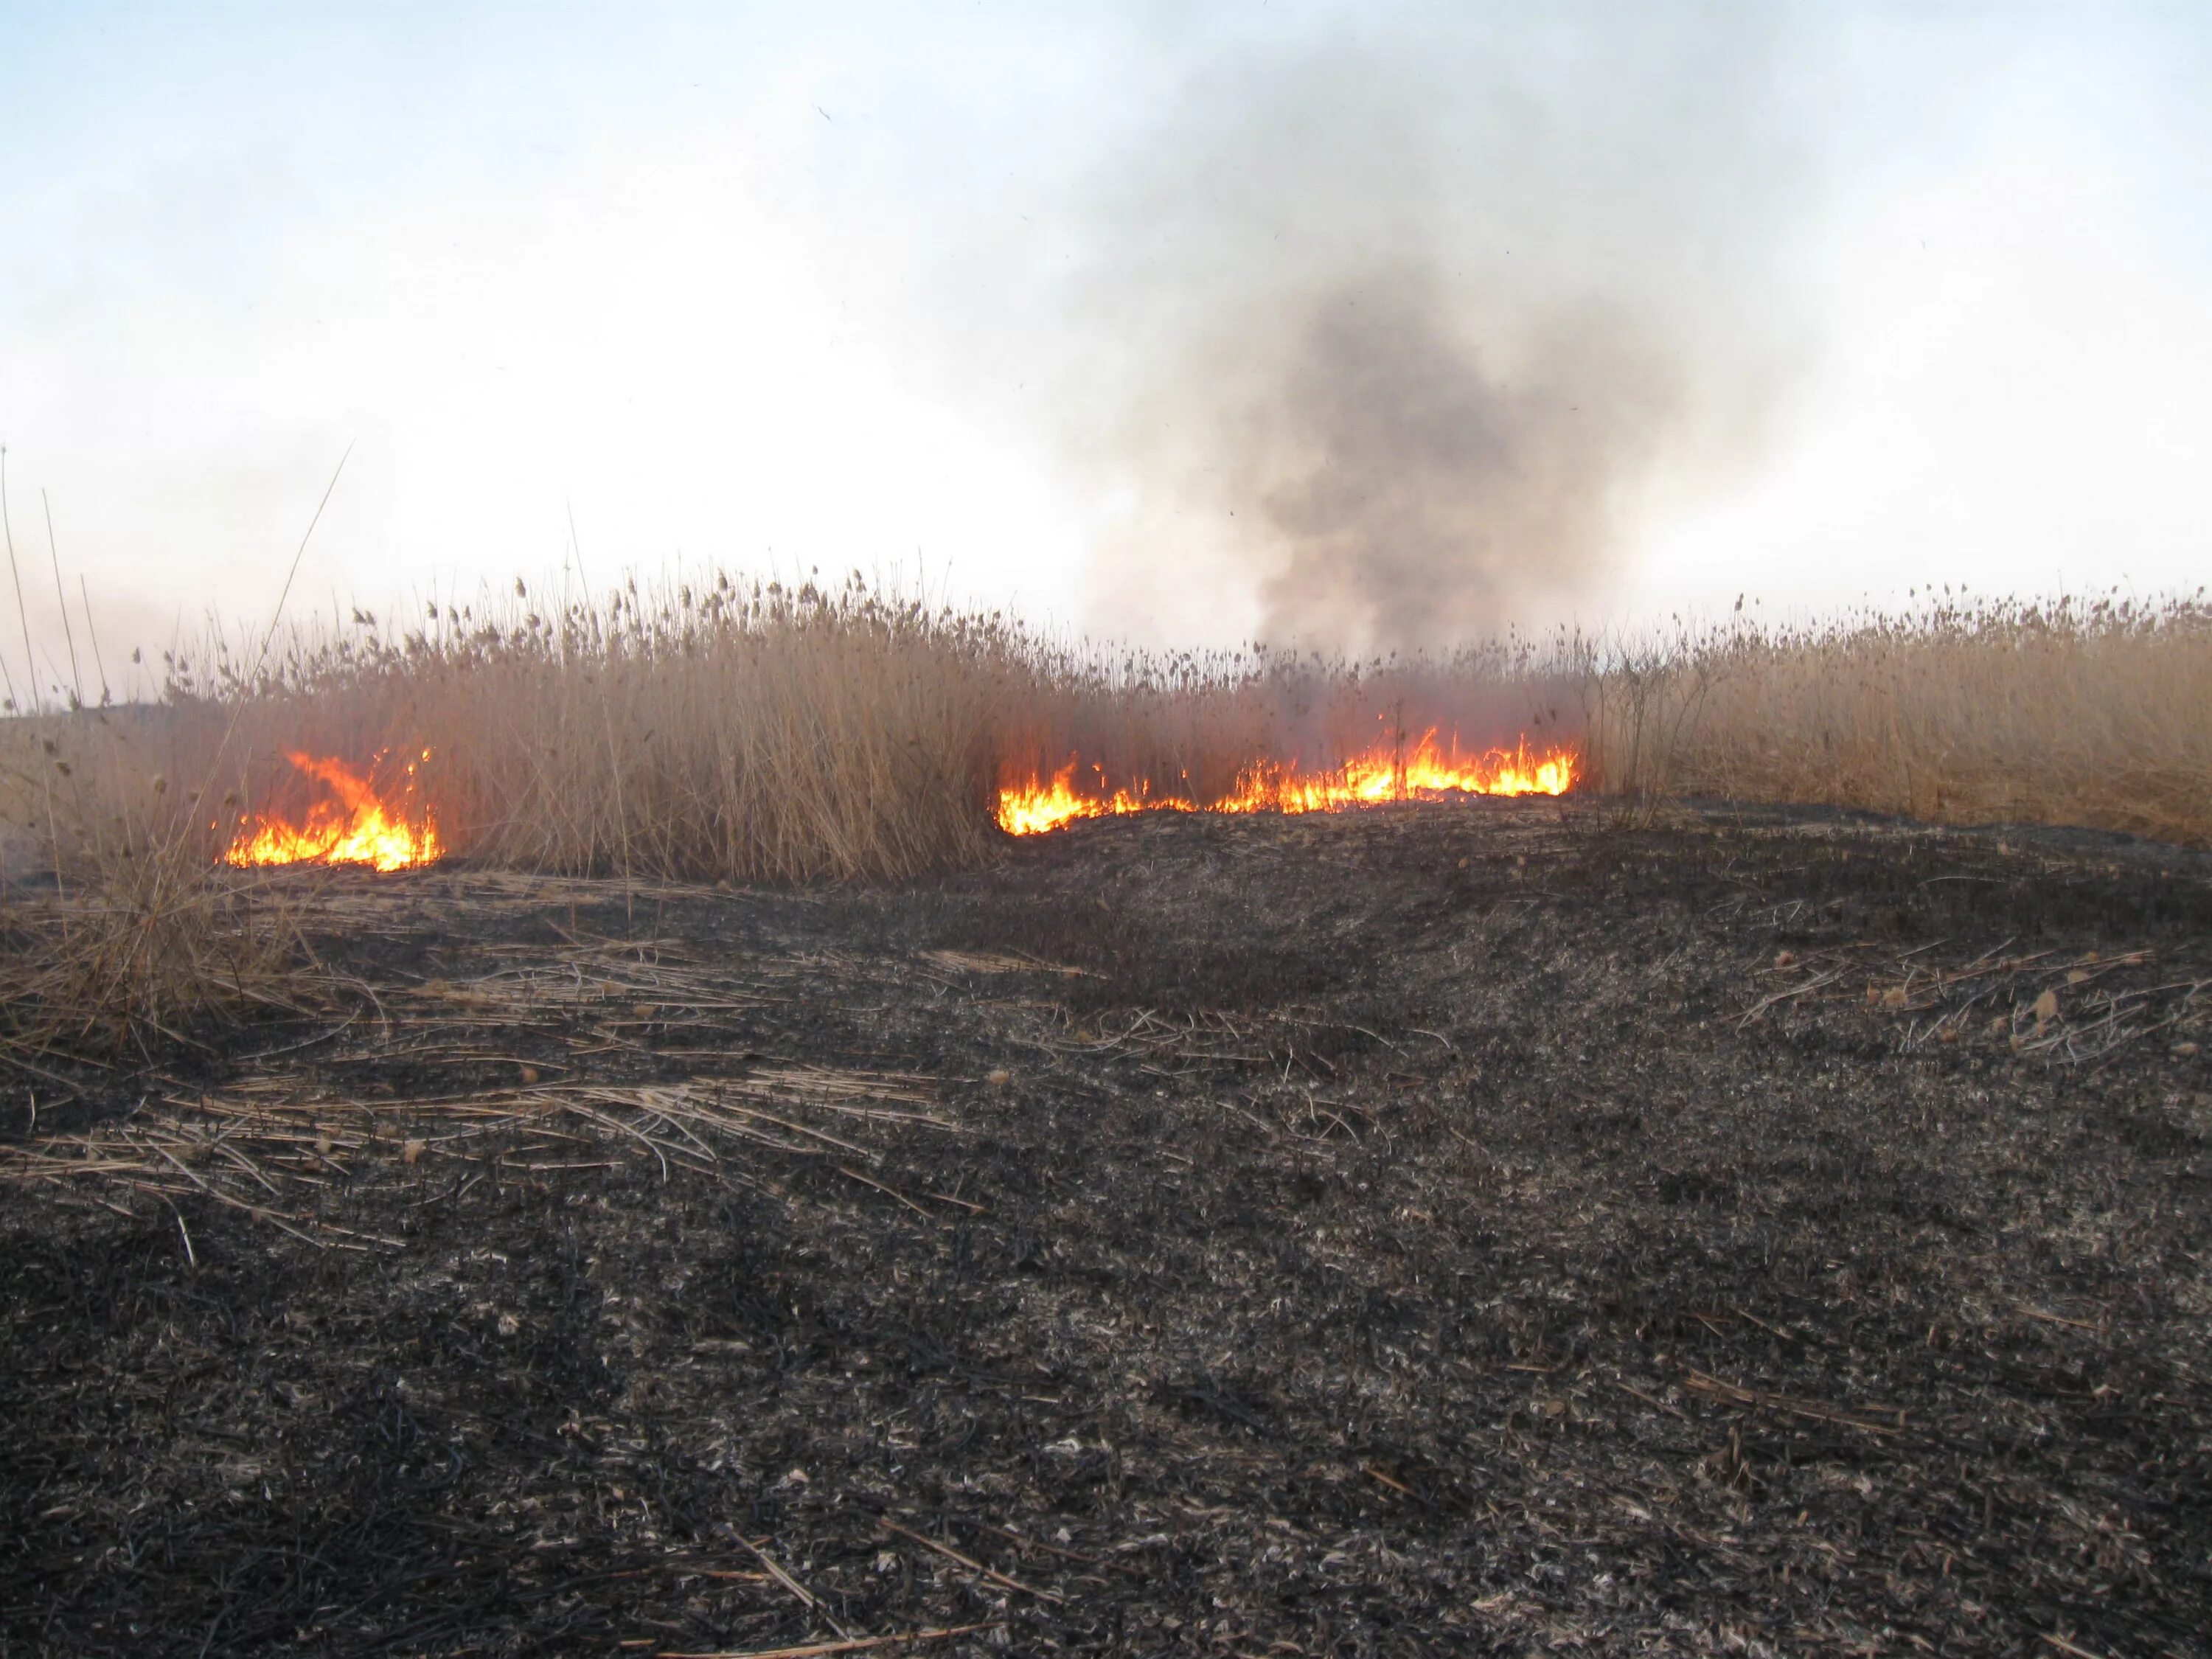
[{"x1": 1, "y1": 1, "x2": 2208, "y2": 700}]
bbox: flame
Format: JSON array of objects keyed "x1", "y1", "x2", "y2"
[
  {"x1": 223, "y1": 751, "x2": 442, "y2": 872},
  {"x1": 998, "y1": 731, "x2": 1577, "y2": 835}
]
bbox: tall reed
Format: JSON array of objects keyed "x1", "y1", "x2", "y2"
[
  {"x1": 1582, "y1": 594, "x2": 2212, "y2": 845},
  {"x1": 7, "y1": 574, "x2": 2210, "y2": 1068}
]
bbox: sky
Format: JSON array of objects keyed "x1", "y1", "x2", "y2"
[{"x1": 1, "y1": 1, "x2": 2208, "y2": 703}]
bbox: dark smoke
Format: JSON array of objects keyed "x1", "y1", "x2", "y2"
[
  {"x1": 1063, "y1": 13, "x2": 1804, "y2": 652},
  {"x1": 1240, "y1": 270, "x2": 1675, "y2": 648}
]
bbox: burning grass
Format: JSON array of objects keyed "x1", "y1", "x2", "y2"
[
  {"x1": 3, "y1": 574, "x2": 2210, "y2": 1071},
  {"x1": 9, "y1": 575, "x2": 1586, "y2": 894},
  {"x1": 224, "y1": 750, "x2": 441, "y2": 872},
  {"x1": 996, "y1": 734, "x2": 1577, "y2": 836}
]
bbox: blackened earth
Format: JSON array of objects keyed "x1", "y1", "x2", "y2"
[{"x1": 4, "y1": 799, "x2": 2210, "y2": 1657}]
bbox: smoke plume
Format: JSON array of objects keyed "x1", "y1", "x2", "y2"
[{"x1": 1064, "y1": 13, "x2": 1804, "y2": 652}]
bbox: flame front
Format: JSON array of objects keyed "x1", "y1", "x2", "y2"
[
  {"x1": 223, "y1": 751, "x2": 442, "y2": 872},
  {"x1": 997, "y1": 732, "x2": 1577, "y2": 835}
]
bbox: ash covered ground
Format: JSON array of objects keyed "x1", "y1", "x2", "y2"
[{"x1": 4, "y1": 800, "x2": 2210, "y2": 1657}]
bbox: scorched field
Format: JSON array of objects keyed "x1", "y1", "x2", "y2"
[{"x1": 4, "y1": 796, "x2": 2208, "y2": 1658}]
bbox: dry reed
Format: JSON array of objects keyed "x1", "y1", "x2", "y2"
[
  {"x1": 5, "y1": 571, "x2": 2211, "y2": 1068},
  {"x1": 1583, "y1": 593, "x2": 2212, "y2": 845},
  {"x1": 0, "y1": 704, "x2": 307, "y2": 1063},
  {"x1": 192, "y1": 574, "x2": 1027, "y2": 883}
]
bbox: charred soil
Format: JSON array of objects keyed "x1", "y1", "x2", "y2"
[{"x1": 4, "y1": 800, "x2": 2211, "y2": 1657}]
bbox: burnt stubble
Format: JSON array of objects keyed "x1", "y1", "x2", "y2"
[{"x1": 4, "y1": 801, "x2": 2208, "y2": 1656}]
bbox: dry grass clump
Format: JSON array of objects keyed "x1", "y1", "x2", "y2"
[
  {"x1": 0, "y1": 870, "x2": 304, "y2": 1065},
  {"x1": 0, "y1": 706, "x2": 305, "y2": 1065},
  {"x1": 1585, "y1": 593, "x2": 2212, "y2": 844}
]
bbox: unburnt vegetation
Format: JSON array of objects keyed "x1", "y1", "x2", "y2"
[{"x1": 1592, "y1": 592, "x2": 2212, "y2": 849}]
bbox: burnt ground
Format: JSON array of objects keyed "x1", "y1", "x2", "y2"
[{"x1": 3, "y1": 799, "x2": 2211, "y2": 1658}]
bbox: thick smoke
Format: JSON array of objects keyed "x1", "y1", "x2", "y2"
[
  {"x1": 1239, "y1": 270, "x2": 1675, "y2": 647},
  {"x1": 1064, "y1": 13, "x2": 1803, "y2": 652}
]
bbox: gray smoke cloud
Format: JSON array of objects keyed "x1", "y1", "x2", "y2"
[
  {"x1": 1235, "y1": 270, "x2": 1677, "y2": 647},
  {"x1": 1062, "y1": 10, "x2": 1807, "y2": 652}
]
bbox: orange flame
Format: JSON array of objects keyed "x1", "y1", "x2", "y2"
[
  {"x1": 998, "y1": 732, "x2": 1577, "y2": 835},
  {"x1": 223, "y1": 751, "x2": 442, "y2": 872}
]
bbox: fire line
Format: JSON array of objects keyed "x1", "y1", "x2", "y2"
[
  {"x1": 223, "y1": 751, "x2": 442, "y2": 872},
  {"x1": 997, "y1": 732, "x2": 1576, "y2": 836}
]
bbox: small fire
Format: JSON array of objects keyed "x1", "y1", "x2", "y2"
[
  {"x1": 998, "y1": 732, "x2": 1577, "y2": 836},
  {"x1": 223, "y1": 751, "x2": 442, "y2": 872}
]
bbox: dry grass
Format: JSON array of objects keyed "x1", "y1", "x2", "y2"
[
  {"x1": 1584, "y1": 593, "x2": 2212, "y2": 845},
  {"x1": 195, "y1": 574, "x2": 1024, "y2": 885},
  {"x1": 0, "y1": 705, "x2": 308, "y2": 1065},
  {"x1": 4, "y1": 573, "x2": 2210, "y2": 1068},
  {"x1": 29, "y1": 575, "x2": 1571, "y2": 888}
]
